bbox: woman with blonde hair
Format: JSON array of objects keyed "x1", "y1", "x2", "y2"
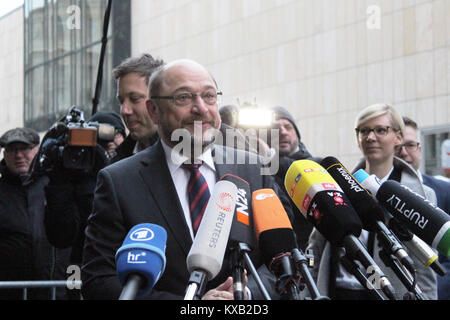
[{"x1": 306, "y1": 103, "x2": 438, "y2": 300}]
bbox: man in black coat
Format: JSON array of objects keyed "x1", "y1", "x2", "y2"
[
  {"x1": 82, "y1": 59, "x2": 293, "y2": 300},
  {"x1": 0, "y1": 128, "x2": 71, "y2": 300}
]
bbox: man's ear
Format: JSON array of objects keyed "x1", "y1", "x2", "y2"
[{"x1": 146, "y1": 99, "x2": 160, "y2": 125}]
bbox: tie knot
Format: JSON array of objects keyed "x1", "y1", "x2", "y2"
[{"x1": 182, "y1": 161, "x2": 203, "y2": 171}]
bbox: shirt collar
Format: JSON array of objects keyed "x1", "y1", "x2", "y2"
[
  {"x1": 161, "y1": 139, "x2": 216, "y2": 174},
  {"x1": 379, "y1": 166, "x2": 395, "y2": 183}
]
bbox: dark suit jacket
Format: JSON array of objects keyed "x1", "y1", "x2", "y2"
[
  {"x1": 81, "y1": 140, "x2": 292, "y2": 299},
  {"x1": 422, "y1": 174, "x2": 450, "y2": 214},
  {"x1": 422, "y1": 173, "x2": 450, "y2": 300}
]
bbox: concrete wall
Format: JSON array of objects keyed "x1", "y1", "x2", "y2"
[
  {"x1": 0, "y1": 6, "x2": 24, "y2": 134},
  {"x1": 131, "y1": 0, "x2": 449, "y2": 169}
]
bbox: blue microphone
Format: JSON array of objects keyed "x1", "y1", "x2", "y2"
[{"x1": 115, "y1": 223, "x2": 167, "y2": 300}]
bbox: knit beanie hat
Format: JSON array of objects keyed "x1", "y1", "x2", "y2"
[{"x1": 271, "y1": 106, "x2": 301, "y2": 140}]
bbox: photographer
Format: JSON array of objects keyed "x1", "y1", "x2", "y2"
[{"x1": 0, "y1": 128, "x2": 71, "y2": 300}]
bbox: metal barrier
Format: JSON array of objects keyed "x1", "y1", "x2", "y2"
[{"x1": 0, "y1": 280, "x2": 82, "y2": 300}]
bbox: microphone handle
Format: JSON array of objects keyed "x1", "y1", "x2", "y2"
[
  {"x1": 291, "y1": 248, "x2": 330, "y2": 300},
  {"x1": 184, "y1": 270, "x2": 208, "y2": 300},
  {"x1": 231, "y1": 248, "x2": 246, "y2": 300},
  {"x1": 241, "y1": 250, "x2": 272, "y2": 300},
  {"x1": 343, "y1": 235, "x2": 398, "y2": 300},
  {"x1": 119, "y1": 274, "x2": 144, "y2": 300}
]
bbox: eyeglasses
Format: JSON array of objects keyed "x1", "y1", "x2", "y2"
[
  {"x1": 355, "y1": 125, "x2": 397, "y2": 138},
  {"x1": 151, "y1": 90, "x2": 222, "y2": 107},
  {"x1": 5, "y1": 144, "x2": 36, "y2": 154},
  {"x1": 394, "y1": 142, "x2": 420, "y2": 153}
]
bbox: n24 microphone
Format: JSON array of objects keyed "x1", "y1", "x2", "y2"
[
  {"x1": 252, "y1": 188, "x2": 301, "y2": 300},
  {"x1": 184, "y1": 180, "x2": 237, "y2": 300},
  {"x1": 354, "y1": 169, "x2": 450, "y2": 258},
  {"x1": 115, "y1": 223, "x2": 167, "y2": 300},
  {"x1": 320, "y1": 156, "x2": 415, "y2": 274},
  {"x1": 285, "y1": 160, "x2": 397, "y2": 300},
  {"x1": 220, "y1": 174, "x2": 263, "y2": 300}
]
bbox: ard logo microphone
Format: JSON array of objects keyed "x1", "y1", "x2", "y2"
[{"x1": 115, "y1": 223, "x2": 167, "y2": 299}]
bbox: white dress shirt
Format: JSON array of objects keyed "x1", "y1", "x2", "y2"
[{"x1": 161, "y1": 140, "x2": 217, "y2": 240}]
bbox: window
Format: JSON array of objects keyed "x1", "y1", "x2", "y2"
[
  {"x1": 420, "y1": 125, "x2": 450, "y2": 177},
  {"x1": 24, "y1": 0, "x2": 130, "y2": 131}
]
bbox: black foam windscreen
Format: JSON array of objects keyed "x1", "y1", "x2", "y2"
[
  {"x1": 220, "y1": 174, "x2": 255, "y2": 249},
  {"x1": 320, "y1": 156, "x2": 386, "y2": 231},
  {"x1": 258, "y1": 228, "x2": 297, "y2": 266},
  {"x1": 305, "y1": 190, "x2": 362, "y2": 246}
]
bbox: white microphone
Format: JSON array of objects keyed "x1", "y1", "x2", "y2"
[{"x1": 184, "y1": 180, "x2": 237, "y2": 300}]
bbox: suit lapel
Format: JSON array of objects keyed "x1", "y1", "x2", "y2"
[
  {"x1": 212, "y1": 145, "x2": 237, "y2": 180},
  {"x1": 138, "y1": 141, "x2": 192, "y2": 256}
]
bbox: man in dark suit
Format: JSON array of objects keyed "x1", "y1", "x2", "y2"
[
  {"x1": 396, "y1": 116, "x2": 450, "y2": 300},
  {"x1": 81, "y1": 59, "x2": 291, "y2": 300}
]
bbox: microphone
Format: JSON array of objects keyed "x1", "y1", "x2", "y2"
[
  {"x1": 184, "y1": 180, "x2": 237, "y2": 300},
  {"x1": 285, "y1": 160, "x2": 397, "y2": 300},
  {"x1": 252, "y1": 188, "x2": 302, "y2": 300},
  {"x1": 220, "y1": 174, "x2": 272, "y2": 300},
  {"x1": 115, "y1": 223, "x2": 167, "y2": 300},
  {"x1": 354, "y1": 169, "x2": 450, "y2": 258},
  {"x1": 320, "y1": 156, "x2": 415, "y2": 273}
]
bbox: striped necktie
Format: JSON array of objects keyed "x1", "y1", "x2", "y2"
[{"x1": 182, "y1": 162, "x2": 211, "y2": 235}]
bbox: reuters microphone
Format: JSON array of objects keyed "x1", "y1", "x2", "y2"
[
  {"x1": 115, "y1": 223, "x2": 167, "y2": 300},
  {"x1": 184, "y1": 180, "x2": 237, "y2": 300},
  {"x1": 354, "y1": 169, "x2": 450, "y2": 258},
  {"x1": 252, "y1": 188, "x2": 301, "y2": 300},
  {"x1": 285, "y1": 160, "x2": 397, "y2": 300}
]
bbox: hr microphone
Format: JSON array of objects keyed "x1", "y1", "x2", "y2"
[
  {"x1": 285, "y1": 160, "x2": 397, "y2": 300},
  {"x1": 184, "y1": 180, "x2": 237, "y2": 300},
  {"x1": 354, "y1": 169, "x2": 450, "y2": 258},
  {"x1": 115, "y1": 223, "x2": 167, "y2": 300},
  {"x1": 320, "y1": 156, "x2": 415, "y2": 274},
  {"x1": 252, "y1": 188, "x2": 301, "y2": 300}
]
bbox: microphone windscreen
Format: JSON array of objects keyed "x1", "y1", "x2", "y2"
[
  {"x1": 115, "y1": 223, "x2": 167, "y2": 296},
  {"x1": 186, "y1": 180, "x2": 237, "y2": 279},
  {"x1": 284, "y1": 160, "x2": 362, "y2": 246},
  {"x1": 252, "y1": 188, "x2": 297, "y2": 265},
  {"x1": 220, "y1": 174, "x2": 255, "y2": 249},
  {"x1": 377, "y1": 180, "x2": 450, "y2": 256},
  {"x1": 320, "y1": 156, "x2": 386, "y2": 230}
]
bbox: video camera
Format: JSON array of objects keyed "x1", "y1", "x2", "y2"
[{"x1": 30, "y1": 106, "x2": 114, "y2": 178}]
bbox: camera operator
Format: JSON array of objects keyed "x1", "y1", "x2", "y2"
[
  {"x1": 0, "y1": 128, "x2": 71, "y2": 300},
  {"x1": 89, "y1": 111, "x2": 126, "y2": 158},
  {"x1": 43, "y1": 111, "x2": 123, "y2": 264}
]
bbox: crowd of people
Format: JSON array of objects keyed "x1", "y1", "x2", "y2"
[{"x1": 0, "y1": 53, "x2": 448, "y2": 300}]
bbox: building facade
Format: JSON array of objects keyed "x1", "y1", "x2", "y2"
[{"x1": 0, "y1": 0, "x2": 448, "y2": 174}]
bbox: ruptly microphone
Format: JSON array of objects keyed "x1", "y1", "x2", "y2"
[
  {"x1": 115, "y1": 223, "x2": 167, "y2": 300},
  {"x1": 252, "y1": 188, "x2": 301, "y2": 300},
  {"x1": 354, "y1": 169, "x2": 450, "y2": 258},
  {"x1": 285, "y1": 160, "x2": 397, "y2": 300},
  {"x1": 184, "y1": 180, "x2": 237, "y2": 300},
  {"x1": 320, "y1": 156, "x2": 415, "y2": 273}
]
